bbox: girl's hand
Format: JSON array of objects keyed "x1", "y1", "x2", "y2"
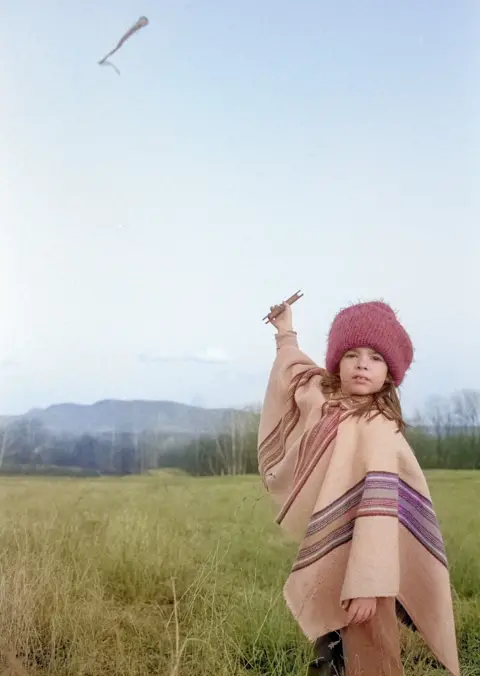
[
  {"x1": 269, "y1": 302, "x2": 294, "y2": 333},
  {"x1": 344, "y1": 597, "x2": 377, "y2": 625}
]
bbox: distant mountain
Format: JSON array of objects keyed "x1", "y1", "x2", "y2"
[{"x1": 3, "y1": 399, "x2": 252, "y2": 436}]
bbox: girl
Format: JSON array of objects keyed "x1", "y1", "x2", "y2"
[{"x1": 257, "y1": 300, "x2": 459, "y2": 676}]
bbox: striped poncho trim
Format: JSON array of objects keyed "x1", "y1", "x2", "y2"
[{"x1": 293, "y1": 471, "x2": 448, "y2": 572}]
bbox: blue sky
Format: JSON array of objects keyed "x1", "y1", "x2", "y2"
[{"x1": 1, "y1": 1, "x2": 479, "y2": 416}]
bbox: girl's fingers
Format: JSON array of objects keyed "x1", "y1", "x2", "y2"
[
  {"x1": 361, "y1": 607, "x2": 374, "y2": 624},
  {"x1": 353, "y1": 611, "x2": 364, "y2": 625},
  {"x1": 346, "y1": 600, "x2": 377, "y2": 626},
  {"x1": 347, "y1": 605, "x2": 359, "y2": 624},
  {"x1": 355, "y1": 609, "x2": 367, "y2": 624},
  {"x1": 348, "y1": 605, "x2": 374, "y2": 625}
]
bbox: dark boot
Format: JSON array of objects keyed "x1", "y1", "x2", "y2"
[
  {"x1": 395, "y1": 599, "x2": 417, "y2": 632},
  {"x1": 308, "y1": 632, "x2": 344, "y2": 675}
]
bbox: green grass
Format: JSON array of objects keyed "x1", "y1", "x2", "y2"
[{"x1": 0, "y1": 471, "x2": 478, "y2": 675}]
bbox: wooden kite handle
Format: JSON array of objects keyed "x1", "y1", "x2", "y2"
[{"x1": 263, "y1": 290, "x2": 304, "y2": 324}]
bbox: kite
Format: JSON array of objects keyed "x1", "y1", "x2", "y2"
[{"x1": 98, "y1": 16, "x2": 149, "y2": 75}]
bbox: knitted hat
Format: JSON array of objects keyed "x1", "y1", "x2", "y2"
[{"x1": 325, "y1": 301, "x2": 414, "y2": 386}]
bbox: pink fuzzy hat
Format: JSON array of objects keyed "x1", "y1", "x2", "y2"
[{"x1": 325, "y1": 301, "x2": 414, "y2": 386}]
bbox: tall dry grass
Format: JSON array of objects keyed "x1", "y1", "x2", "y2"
[{"x1": 0, "y1": 471, "x2": 478, "y2": 675}]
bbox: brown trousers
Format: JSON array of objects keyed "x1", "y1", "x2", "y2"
[{"x1": 341, "y1": 598, "x2": 403, "y2": 676}]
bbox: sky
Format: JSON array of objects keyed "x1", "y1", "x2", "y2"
[{"x1": 1, "y1": 1, "x2": 479, "y2": 417}]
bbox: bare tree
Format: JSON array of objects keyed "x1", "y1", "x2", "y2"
[
  {"x1": 452, "y1": 389, "x2": 480, "y2": 432},
  {"x1": 425, "y1": 396, "x2": 454, "y2": 436},
  {"x1": 0, "y1": 424, "x2": 10, "y2": 469},
  {"x1": 424, "y1": 396, "x2": 455, "y2": 468}
]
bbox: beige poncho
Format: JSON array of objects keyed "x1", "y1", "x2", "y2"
[{"x1": 258, "y1": 332, "x2": 460, "y2": 676}]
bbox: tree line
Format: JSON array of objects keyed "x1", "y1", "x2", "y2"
[
  {"x1": 409, "y1": 389, "x2": 480, "y2": 470},
  {"x1": 0, "y1": 390, "x2": 479, "y2": 476},
  {"x1": 0, "y1": 419, "x2": 193, "y2": 476}
]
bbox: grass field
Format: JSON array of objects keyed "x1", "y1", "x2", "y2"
[{"x1": 0, "y1": 471, "x2": 478, "y2": 675}]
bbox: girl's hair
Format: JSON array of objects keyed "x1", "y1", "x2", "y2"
[{"x1": 320, "y1": 370, "x2": 407, "y2": 434}]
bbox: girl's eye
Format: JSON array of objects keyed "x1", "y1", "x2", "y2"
[{"x1": 371, "y1": 355, "x2": 384, "y2": 362}]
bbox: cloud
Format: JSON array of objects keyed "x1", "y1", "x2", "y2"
[
  {"x1": 199, "y1": 347, "x2": 230, "y2": 363},
  {"x1": 137, "y1": 347, "x2": 232, "y2": 365}
]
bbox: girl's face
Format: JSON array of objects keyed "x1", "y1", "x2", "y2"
[{"x1": 339, "y1": 347, "x2": 389, "y2": 396}]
